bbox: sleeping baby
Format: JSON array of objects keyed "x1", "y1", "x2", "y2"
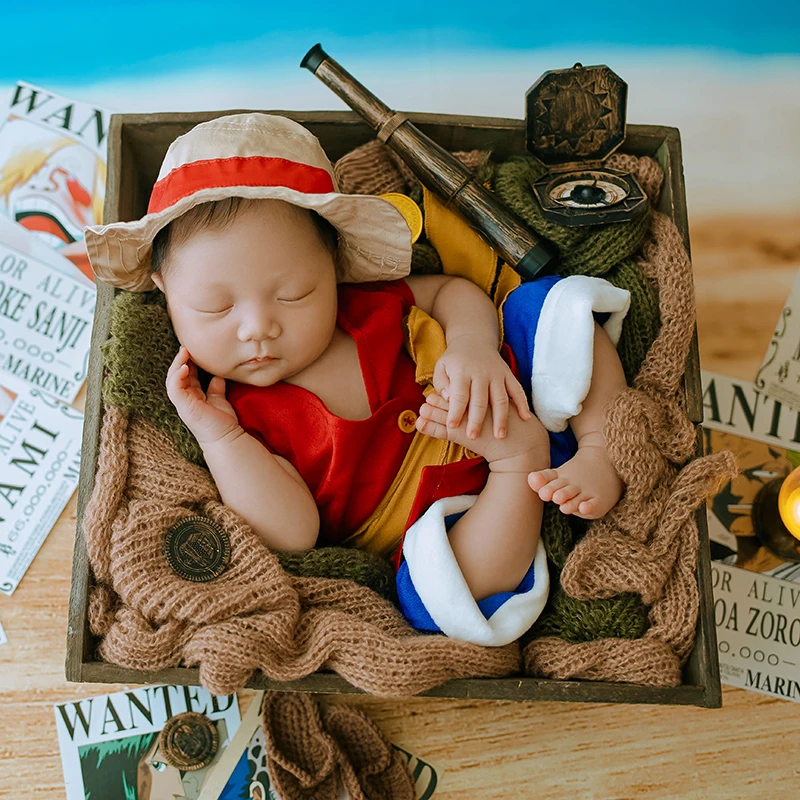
[{"x1": 85, "y1": 113, "x2": 631, "y2": 646}]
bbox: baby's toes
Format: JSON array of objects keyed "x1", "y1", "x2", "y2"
[
  {"x1": 536, "y1": 477, "x2": 570, "y2": 502},
  {"x1": 559, "y1": 492, "x2": 591, "y2": 515},
  {"x1": 552, "y1": 484, "x2": 581, "y2": 505},
  {"x1": 528, "y1": 468, "x2": 557, "y2": 492},
  {"x1": 575, "y1": 497, "x2": 601, "y2": 519}
]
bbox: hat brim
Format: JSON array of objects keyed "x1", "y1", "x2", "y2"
[{"x1": 85, "y1": 186, "x2": 413, "y2": 292}]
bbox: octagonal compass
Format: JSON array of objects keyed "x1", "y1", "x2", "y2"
[{"x1": 525, "y1": 63, "x2": 647, "y2": 227}]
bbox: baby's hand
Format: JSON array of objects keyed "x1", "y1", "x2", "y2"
[
  {"x1": 166, "y1": 346, "x2": 241, "y2": 445},
  {"x1": 433, "y1": 335, "x2": 531, "y2": 439}
]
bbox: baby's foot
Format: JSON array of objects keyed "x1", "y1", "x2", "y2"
[
  {"x1": 528, "y1": 435, "x2": 623, "y2": 519},
  {"x1": 416, "y1": 393, "x2": 549, "y2": 473}
]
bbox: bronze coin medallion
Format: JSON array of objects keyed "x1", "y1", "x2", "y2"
[
  {"x1": 164, "y1": 515, "x2": 231, "y2": 582},
  {"x1": 158, "y1": 711, "x2": 219, "y2": 771}
]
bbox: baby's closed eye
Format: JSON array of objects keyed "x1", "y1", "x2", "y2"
[
  {"x1": 194, "y1": 305, "x2": 233, "y2": 314},
  {"x1": 277, "y1": 287, "x2": 316, "y2": 303}
]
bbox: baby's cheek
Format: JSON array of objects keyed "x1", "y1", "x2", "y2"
[{"x1": 176, "y1": 321, "x2": 236, "y2": 377}]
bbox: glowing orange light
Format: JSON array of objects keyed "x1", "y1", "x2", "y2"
[{"x1": 778, "y1": 467, "x2": 800, "y2": 541}]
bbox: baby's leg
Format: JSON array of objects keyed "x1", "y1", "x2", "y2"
[
  {"x1": 416, "y1": 395, "x2": 550, "y2": 600},
  {"x1": 528, "y1": 323, "x2": 626, "y2": 519}
]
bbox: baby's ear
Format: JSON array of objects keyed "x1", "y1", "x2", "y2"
[{"x1": 151, "y1": 271, "x2": 165, "y2": 292}]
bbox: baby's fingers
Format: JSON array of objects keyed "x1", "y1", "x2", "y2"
[
  {"x1": 507, "y1": 375, "x2": 532, "y2": 420},
  {"x1": 166, "y1": 348, "x2": 202, "y2": 405},
  {"x1": 422, "y1": 392, "x2": 449, "y2": 411},
  {"x1": 167, "y1": 345, "x2": 189, "y2": 376},
  {"x1": 489, "y1": 380, "x2": 510, "y2": 438},
  {"x1": 167, "y1": 347, "x2": 193, "y2": 388},
  {"x1": 464, "y1": 377, "x2": 489, "y2": 439},
  {"x1": 432, "y1": 359, "x2": 451, "y2": 401},
  {"x1": 169, "y1": 345, "x2": 189, "y2": 372},
  {"x1": 445, "y1": 375, "x2": 470, "y2": 430},
  {"x1": 207, "y1": 375, "x2": 226, "y2": 398},
  {"x1": 166, "y1": 351, "x2": 185, "y2": 390}
]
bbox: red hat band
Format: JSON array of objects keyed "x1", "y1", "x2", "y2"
[{"x1": 147, "y1": 155, "x2": 336, "y2": 215}]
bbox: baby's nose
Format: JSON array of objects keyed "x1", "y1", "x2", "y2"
[{"x1": 238, "y1": 313, "x2": 280, "y2": 342}]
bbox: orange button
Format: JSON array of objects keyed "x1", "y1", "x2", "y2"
[{"x1": 398, "y1": 410, "x2": 418, "y2": 433}]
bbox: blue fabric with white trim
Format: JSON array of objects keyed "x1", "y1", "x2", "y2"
[
  {"x1": 503, "y1": 276, "x2": 610, "y2": 467},
  {"x1": 397, "y1": 511, "x2": 538, "y2": 632},
  {"x1": 503, "y1": 277, "x2": 577, "y2": 467},
  {"x1": 396, "y1": 276, "x2": 575, "y2": 633}
]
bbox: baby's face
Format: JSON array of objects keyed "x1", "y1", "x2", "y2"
[{"x1": 153, "y1": 202, "x2": 338, "y2": 385}]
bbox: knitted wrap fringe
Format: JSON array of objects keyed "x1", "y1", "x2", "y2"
[
  {"x1": 84, "y1": 406, "x2": 520, "y2": 696},
  {"x1": 522, "y1": 214, "x2": 736, "y2": 684}
]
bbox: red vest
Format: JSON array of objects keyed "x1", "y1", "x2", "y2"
[{"x1": 227, "y1": 280, "x2": 428, "y2": 545}]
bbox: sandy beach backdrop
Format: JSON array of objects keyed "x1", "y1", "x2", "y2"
[{"x1": 693, "y1": 213, "x2": 800, "y2": 380}]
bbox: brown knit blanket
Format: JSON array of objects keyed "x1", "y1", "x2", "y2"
[{"x1": 82, "y1": 141, "x2": 736, "y2": 696}]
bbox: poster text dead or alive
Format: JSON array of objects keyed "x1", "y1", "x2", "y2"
[{"x1": 0, "y1": 246, "x2": 95, "y2": 403}]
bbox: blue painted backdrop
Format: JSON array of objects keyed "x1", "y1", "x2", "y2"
[{"x1": 2, "y1": 1, "x2": 798, "y2": 212}]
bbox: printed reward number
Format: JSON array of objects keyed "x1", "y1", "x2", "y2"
[
  {"x1": 718, "y1": 641, "x2": 781, "y2": 666},
  {"x1": 12, "y1": 337, "x2": 56, "y2": 363},
  {"x1": 0, "y1": 328, "x2": 59, "y2": 363},
  {"x1": 6, "y1": 516, "x2": 29, "y2": 543}
]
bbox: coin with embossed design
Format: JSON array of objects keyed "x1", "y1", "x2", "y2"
[
  {"x1": 159, "y1": 711, "x2": 219, "y2": 770},
  {"x1": 164, "y1": 516, "x2": 230, "y2": 582}
]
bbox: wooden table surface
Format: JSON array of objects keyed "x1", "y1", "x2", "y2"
[{"x1": 2, "y1": 214, "x2": 799, "y2": 799}]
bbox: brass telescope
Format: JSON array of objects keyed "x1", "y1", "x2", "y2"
[{"x1": 300, "y1": 44, "x2": 556, "y2": 281}]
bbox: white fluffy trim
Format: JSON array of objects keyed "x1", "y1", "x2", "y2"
[
  {"x1": 402, "y1": 495, "x2": 549, "y2": 647},
  {"x1": 532, "y1": 275, "x2": 631, "y2": 432}
]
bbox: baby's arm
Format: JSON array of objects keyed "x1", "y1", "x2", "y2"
[
  {"x1": 202, "y1": 430, "x2": 319, "y2": 552},
  {"x1": 167, "y1": 346, "x2": 319, "y2": 552},
  {"x1": 404, "y1": 274, "x2": 530, "y2": 438}
]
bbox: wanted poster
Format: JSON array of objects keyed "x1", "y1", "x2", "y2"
[
  {"x1": 0, "y1": 218, "x2": 95, "y2": 403},
  {"x1": 55, "y1": 685, "x2": 240, "y2": 800},
  {"x1": 713, "y1": 562, "x2": 800, "y2": 703},
  {"x1": 0, "y1": 82, "x2": 111, "y2": 284},
  {"x1": 703, "y1": 371, "x2": 800, "y2": 701},
  {"x1": 0, "y1": 386, "x2": 83, "y2": 595}
]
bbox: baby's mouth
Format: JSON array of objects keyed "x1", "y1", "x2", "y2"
[{"x1": 243, "y1": 355, "x2": 276, "y2": 365}]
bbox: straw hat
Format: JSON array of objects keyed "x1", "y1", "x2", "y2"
[{"x1": 84, "y1": 113, "x2": 413, "y2": 291}]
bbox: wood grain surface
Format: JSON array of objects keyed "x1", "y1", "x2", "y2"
[{"x1": 1, "y1": 213, "x2": 799, "y2": 799}]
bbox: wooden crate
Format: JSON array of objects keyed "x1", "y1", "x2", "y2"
[{"x1": 66, "y1": 110, "x2": 720, "y2": 707}]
